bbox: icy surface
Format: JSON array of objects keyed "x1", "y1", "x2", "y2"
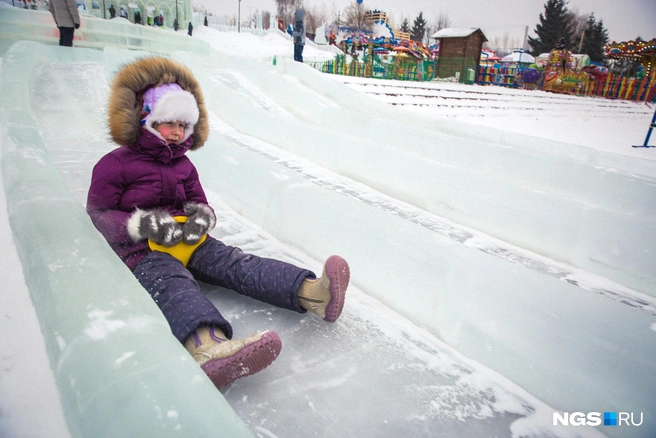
[{"x1": 1, "y1": 23, "x2": 656, "y2": 438}]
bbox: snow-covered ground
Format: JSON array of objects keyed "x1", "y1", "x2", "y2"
[{"x1": 1, "y1": 23, "x2": 655, "y2": 438}]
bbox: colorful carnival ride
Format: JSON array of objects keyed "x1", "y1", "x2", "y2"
[
  {"x1": 541, "y1": 45, "x2": 590, "y2": 94},
  {"x1": 334, "y1": 31, "x2": 436, "y2": 80},
  {"x1": 605, "y1": 38, "x2": 656, "y2": 77}
]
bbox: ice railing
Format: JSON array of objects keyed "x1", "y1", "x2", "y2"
[
  {"x1": 0, "y1": 40, "x2": 250, "y2": 438},
  {"x1": 0, "y1": 6, "x2": 209, "y2": 56}
]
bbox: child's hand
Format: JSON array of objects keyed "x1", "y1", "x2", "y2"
[
  {"x1": 182, "y1": 202, "x2": 216, "y2": 244},
  {"x1": 127, "y1": 209, "x2": 183, "y2": 246}
]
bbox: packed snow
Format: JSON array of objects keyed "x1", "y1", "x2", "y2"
[{"x1": 1, "y1": 22, "x2": 655, "y2": 438}]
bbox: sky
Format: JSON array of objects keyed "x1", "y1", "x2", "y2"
[
  {"x1": 194, "y1": 0, "x2": 655, "y2": 45},
  {"x1": 1, "y1": 20, "x2": 656, "y2": 438}
]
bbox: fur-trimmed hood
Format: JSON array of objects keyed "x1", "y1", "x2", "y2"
[{"x1": 108, "y1": 57, "x2": 209, "y2": 150}]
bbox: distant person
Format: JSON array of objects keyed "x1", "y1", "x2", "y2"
[
  {"x1": 108, "y1": 4, "x2": 116, "y2": 18},
  {"x1": 555, "y1": 37, "x2": 567, "y2": 50},
  {"x1": 173, "y1": 18, "x2": 179, "y2": 31},
  {"x1": 292, "y1": 9, "x2": 305, "y2": 62},
  {"x1": 158, "y1": 13, "x2": 164, "y2": 27},
  {"x1": 86, "y1": 57, "x2": 350, "y2": 389},
  {"x1": 48, "y1": 0, "x2": 80, "y2": 47},
  {"x1": 134, "y1": 9, "x2": 141, "y2": 25},
  {"x1": 329, "y1": 30, "x2": 336, "y2": 46},
  {"x1": 204, "y1": 16, "x2": 208, "y2": 26},
  {"x1": 119, "y1": 6, "x2": 127, "y2": 19},
  {"x1": 187, "y1": 21, "x2": 193, "y2": 36}
]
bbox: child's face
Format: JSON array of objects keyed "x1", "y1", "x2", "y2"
[{"x1": 154, "y1": 121, "x2": 186, "y2": 145}]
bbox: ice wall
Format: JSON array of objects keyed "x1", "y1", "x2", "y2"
[
  {"x1": 0, "y1": 7, "x2": 209, "y2": 56},
  {"x1": 0, "y1": 41, "x2": 252, "y2": 438},
  {"x1": 187, "y1": 52, "x2": 656, "y2": 296}
]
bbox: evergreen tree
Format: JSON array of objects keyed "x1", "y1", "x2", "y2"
[
  {"x1": 410, "y1": 12, "x2": 428, "y2": 42},
  {"x1": 580, "y1": 14, "x2": 609, "y2": 62},
  {"x1": 400, "y1": 18, "x2": 410, "y2": 33},
  {"x1": 527, "y1": 0, "x2": 574, "y2": 56}
]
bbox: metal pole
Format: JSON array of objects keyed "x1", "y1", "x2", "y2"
[
  {"x1": 633, "y1": 106, "x2": 656, "y2": 148},
  {"x1": 175, "y1": 0, "x2": 178, "y2": 22},
  {"x1": 238, "y1": 0, "x2": 241, "y2": 32}
]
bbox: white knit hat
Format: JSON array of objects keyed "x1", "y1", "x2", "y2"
[{"x1": 141, "y1": 83, "x2": 200, "y2": 143}]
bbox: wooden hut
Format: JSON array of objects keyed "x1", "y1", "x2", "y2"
[{"x1": 430, "y1": 28, "x2": 487, "y2": 83}]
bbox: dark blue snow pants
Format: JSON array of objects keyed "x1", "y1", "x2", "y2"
[
  {"x1": 294, "y1": 44, "x2": 304, "y2": 62},
  {"x1": 133, "y1": 236, "x2": 314, "y2": 344}
]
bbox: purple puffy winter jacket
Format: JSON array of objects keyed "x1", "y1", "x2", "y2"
[{"x1": 87, "y1": 129, "x2": 210, "y2": 270}]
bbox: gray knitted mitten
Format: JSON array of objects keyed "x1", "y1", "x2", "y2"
[
  {"x1": 182, "y1": 202, "x2": 216, "y2": 244},
  {"x1": 127, "y1": 208, "x2": 183, "y2": 246}
]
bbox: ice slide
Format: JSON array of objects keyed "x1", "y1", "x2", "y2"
[{"x1": 1, "y1": 39, "x2": 655, "y2": 438}]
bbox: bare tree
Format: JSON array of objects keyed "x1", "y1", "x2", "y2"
[
  {"x1": 567, "y1": 7, "x2": 589, "y2": 39},
  {"x1": 343, "y1": 2, "x2": 371, "y2": 32},
  {"x1": 328, "y1": 1, "x2": 343, "y2": 27},
  {"x1": 502, "y1": 31, "x2": 510, "y2": 54},
  {"x1": 304, "y1": 3, "x2": 327, "y2": 37},
  {"x1": 435, "y1": 11, "x2": 451, "y2": 31},
  {"x1": 275, "y1": 0, "x2": 304, "y2": 26},
  {"x1": 424, "y1": 11, "x2": 452, "y2": 45},
  {"x1": 567, "y1": 7, "x2": 591, "y2": 53}
]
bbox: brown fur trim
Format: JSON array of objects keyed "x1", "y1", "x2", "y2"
[{"x1": 107, "y1": 56, "x2": 209, "y2": 150}]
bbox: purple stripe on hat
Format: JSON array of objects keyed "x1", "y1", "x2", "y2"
[{"x1": 142, "y1": 83, "x2": 184, "y2": 117}]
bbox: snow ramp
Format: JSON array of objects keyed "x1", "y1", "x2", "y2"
[{"x1": 0, "y1": 37, "x2": 655, "y2": 438}]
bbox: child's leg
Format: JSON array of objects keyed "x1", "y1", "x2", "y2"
[
  {"x1": 133, "y1": 251, "x2": 233, "y2": 342},
  {"x1": 134, "y1": 250, "x2": 282, "y2": 389},
  {"x1": 187, "y1": 236, "x2": 314, "y2": 313}
]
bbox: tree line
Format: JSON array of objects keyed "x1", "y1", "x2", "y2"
[{"x1": 201, "y1": 0, "x2": 644, "y2": 64}]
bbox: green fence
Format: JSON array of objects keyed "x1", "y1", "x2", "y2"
[
  {"x1": 307, "y1": 55, "x2": 483, "y2": 83},
  {"x1": 434, "y1": 57, "x2": 478, "y2": 84},
  {"x1": 308, "y1": 56, "x2": 439, "y2": 82}
]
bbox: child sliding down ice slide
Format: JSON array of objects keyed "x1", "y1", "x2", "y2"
[{"x1": 86, "y1": 57, "x2": 350, "y2": 389}]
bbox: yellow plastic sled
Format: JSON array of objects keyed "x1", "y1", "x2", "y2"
[{"x1": 148, "y1": 216, "x2": 207, "y2": 267}]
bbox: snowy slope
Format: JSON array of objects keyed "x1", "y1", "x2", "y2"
[{"x1": 1, "y1": 23, "x2": 656, "y2": 438}]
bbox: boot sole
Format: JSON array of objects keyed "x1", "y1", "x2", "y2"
[
  {"x1": 201, "y1": 331, "x2": 282, "y2": 389},
  {"x1": 324, "y1": 255, "x2": 350, "y2": 323}
]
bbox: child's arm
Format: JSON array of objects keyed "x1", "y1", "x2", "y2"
[
  {"x1": 183, "y1": 163, "x2": 210, "y2": 205},
  {"x1": 86, "y1": 154, "x2": 133, "y2": 245}
]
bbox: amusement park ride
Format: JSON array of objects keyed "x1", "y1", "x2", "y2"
[{"x1": 606, "y1": 38, "x2": 656, "y2": 148}]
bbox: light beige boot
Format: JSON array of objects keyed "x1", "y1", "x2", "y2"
[
  {"x1": 184, "y1": 326, "x2": 281, "y2": 389},
  {"x1": 297, "y1": 255, "x2": 350, "y2": 322}
]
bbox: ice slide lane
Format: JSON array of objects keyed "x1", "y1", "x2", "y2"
[
  {"x1": 211, "y1": 120, "x2": 656, "y2": 315},
  {"x1": 1, "y1": 42, "x2": 255, "y2": 437},
  {"x1": 198, "y1": 197, "x2": 549, "y2": 437}
]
